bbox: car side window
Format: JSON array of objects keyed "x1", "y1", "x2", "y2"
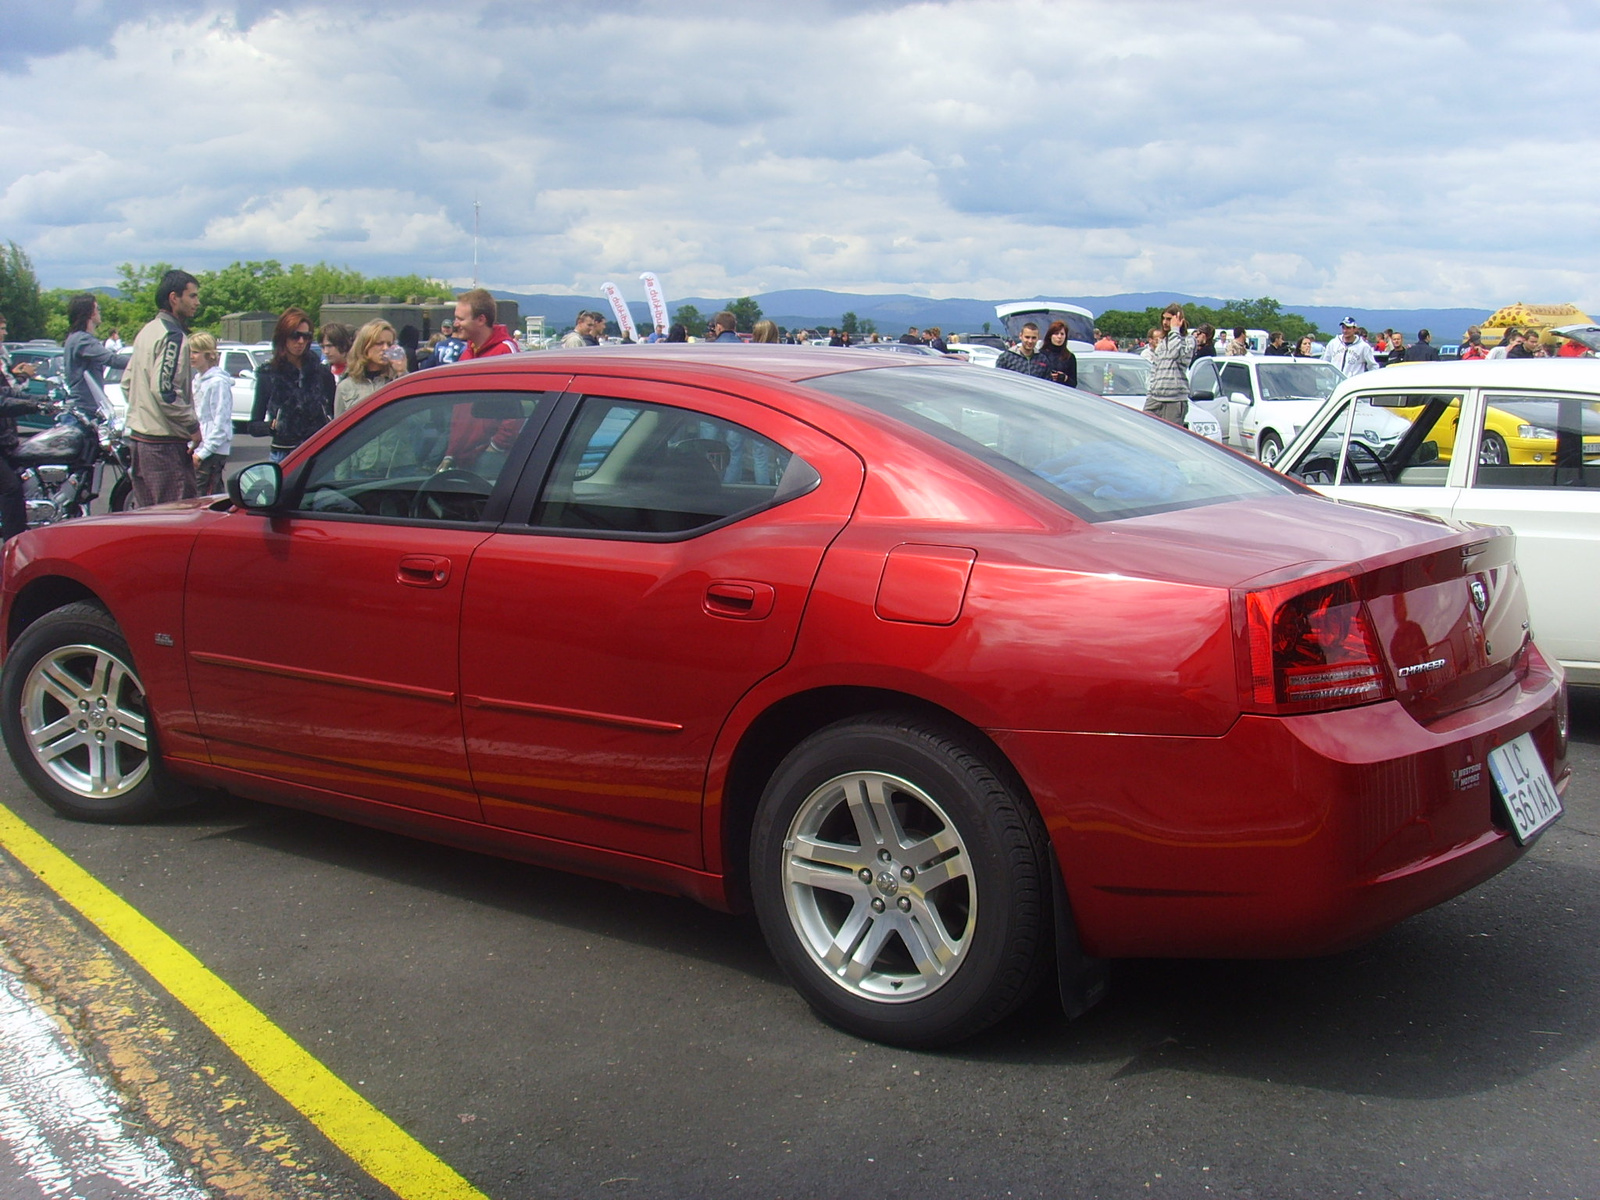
[
  {"x1": 297, "y1": 391, "x2": 543, "y2": 522},
  {"x1": 223, "y1": 352, "x2": 251, "y2": 377},
  {"x1": 1190, "y1": 360, "x2": 1219, "y2": 397},
  {"x1": 1471, "y1": 393, "x2": 1600, "y2": 489},
  {"x1": 532, "y1": 396, "x2": 819, "y2": 536},
  {"x1": 1285, "y1": 392, "x2": 1463, "y2": 487},
  {"x1": 1218, "y1": 362, "x2": 1253, "y2": 400}
]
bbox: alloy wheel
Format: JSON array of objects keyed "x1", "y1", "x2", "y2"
[
  {"x1": 20, "y1": 643, "x2": 150, "y2": 798},
  {"x1": 781, "y1": 770, "x2": 975, "y2": 1002}
]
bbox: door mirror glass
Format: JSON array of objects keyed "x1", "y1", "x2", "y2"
[{"x1": 230, "y1": 462, "x2": 283, "y2": 509}]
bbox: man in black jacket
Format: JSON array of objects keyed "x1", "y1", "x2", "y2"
[
  {"x1": 0, "y1": 317, "x2": 44, "y2": 539},
  {"x1": 1404, "y1": 329, "x2": 1441, "y2": 362},
  {"x1": 996, "y1": 323, "x2": 1050, "y2": 378}
]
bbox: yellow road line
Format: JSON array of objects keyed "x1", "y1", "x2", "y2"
[{"x1": 0, "y1": 802, "x2": 489, "y2": 1200}]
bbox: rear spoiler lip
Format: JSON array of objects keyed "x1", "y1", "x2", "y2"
[{"x1": 1229, "y1": 524, "x2": 1515, "y2": 598}]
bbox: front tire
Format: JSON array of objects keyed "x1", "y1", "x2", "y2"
[
  {"x1": 1257, "y1": 429, "x2": 1284, "y2": 465},
  {"x1": 0, "y1": 602, "x2": 191, "y2": 822},
  {"x1": 1478, "y1": 430, "x2": 1509, "y2": 466},
  {"x1": 750, "y1": 714, "x2": 1052, "y2": 1047},
  {"x1": 108, "y1": 476, "x2": 136, "y2": 513}
]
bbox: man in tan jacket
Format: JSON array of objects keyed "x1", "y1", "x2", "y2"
[{"x1": 125, "y1": 269, "x2": 202, "y2": 505}]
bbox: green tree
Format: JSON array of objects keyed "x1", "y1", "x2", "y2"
[
  {"x1": 0, "y1": 242, "x2": 49, "y2": 340},
  {"x1": 840, "y1": 311, "x2": 858, "y2": 337},
  {"x1": 1097, "y1": 297, "x2": 1321, "y2": 344},
  {"x1": 725, "y1": 296, "x2": 762, "y2": 332},
  {"x1": 673, "y1": 303, "x2": 707, "y2": 337},
  {"x1": 1093, "y1": 308, "x2": 1162, "y2": 340}
]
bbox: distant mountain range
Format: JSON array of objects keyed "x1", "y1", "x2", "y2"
[
  {"x1": 498, "y1": 287, "x2": 1494, "y2": 341},
  {"x1": 84, "y1": 281, "x2": 1494, "y2": 340}
]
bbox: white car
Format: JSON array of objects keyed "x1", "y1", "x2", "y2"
[
  {"x1": 1276, "y1": 358, "x2": 1600, "y2": 686},
  {"x1": 1189, "y1": 355, "x2": 1345, "y2": 463},
  {"x1": 105, "y1": 342, "x2": 270, "y2": 432},
  {"x1": 1074, "y1": 351, "x2": 1226, "y2": 442},
  {"x1": 945, "y1": 344, "x2": 1002, "y2": 368}
]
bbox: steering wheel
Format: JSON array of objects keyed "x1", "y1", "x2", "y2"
[
  {"x1": 410, "y1": 468, "x2": 493, "y2": 520},
  {"x1": 1343, "y1": 440, "x2": 1394, "y2": 484}
]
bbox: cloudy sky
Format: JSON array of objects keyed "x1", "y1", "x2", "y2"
[{"x1": 3, "y1": 1, "x2": 1596, "y2": 310}]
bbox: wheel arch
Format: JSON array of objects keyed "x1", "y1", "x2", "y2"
[
  {"x1": 6, "y1": 576, "x2": 104, "y2": 650},
  {"x1": 716, "y1": 685, "x2": 1028, "y2": 912}
]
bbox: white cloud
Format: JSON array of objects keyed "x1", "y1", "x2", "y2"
[{"x1": 0, "y1": 0, "x2": 1596, "y2": 311}]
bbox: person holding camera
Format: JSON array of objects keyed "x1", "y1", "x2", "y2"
[{"x1": 1143, "y1": 304, "x2": 1193, "y2": 425}]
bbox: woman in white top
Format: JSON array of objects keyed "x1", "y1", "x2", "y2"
[
  {"x1": 188, "y1": 332, "x2": 233, "y2": 494},
  {"x1": 334, "y1": 320, "x2": 406, "y2": 417}
]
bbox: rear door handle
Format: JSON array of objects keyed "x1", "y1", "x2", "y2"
[
  {"x1": 704, "y1": 580, "x2": 775, "y2": 620},
  {"x1": 398, "y1": 554, "x2": 452, "y2": 588}
]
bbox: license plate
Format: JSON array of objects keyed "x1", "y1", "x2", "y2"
[
  {"x1": 1190, "y1": 419, "x2": 1222, "y2": 441},
  {"x1": 1486, "y1": 732, "x2": 1562, "y2": 844}
]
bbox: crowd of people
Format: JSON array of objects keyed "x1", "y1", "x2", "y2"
[
  {"x1": 4, "y1": 277, "x2": 1593, "y2": 525},
  {"x1": 991, "y1": 307, "x2": 1593, "y2": 427},
  {"x1": 2, "y1": 273, "x2": 528, "y2": 508}
]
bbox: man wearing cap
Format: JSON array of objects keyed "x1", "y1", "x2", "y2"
[
  {"x1": 1322, "y1": 318, "x2": 1379, "y2": 376},
  {"x1": 1404, "y1": 329, "x2": 1440, "y2": 363}
]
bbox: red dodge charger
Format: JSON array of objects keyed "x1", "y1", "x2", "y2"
[{"x1": 0, "y1": 346, "x2": 1568, "y2": 1046}]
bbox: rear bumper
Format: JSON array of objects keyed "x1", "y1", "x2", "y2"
[{"x1": 993, "y1": 656, "x2": 1565, "y2": 958}]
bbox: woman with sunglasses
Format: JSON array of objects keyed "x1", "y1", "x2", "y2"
[{"x1": 249, "y1": 307, "x2": 336, "y2": 462}]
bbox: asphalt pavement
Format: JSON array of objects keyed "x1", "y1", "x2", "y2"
[{"x1": 0, "y1": 662, "x2": 1596, "y2": 1198}]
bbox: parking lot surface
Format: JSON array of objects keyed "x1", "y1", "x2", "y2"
[{"x1": 0, "y1": 691, "x2": 1596, "y2": 1200}]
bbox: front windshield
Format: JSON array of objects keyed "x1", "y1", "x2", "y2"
[
  {"x1": 1257, "y1": 362, "x2": 1343, "y2": 401},
  {"x1": 1076, "y1": 358, "x2": 1150, "y2": 398},
  {"x1": 806, "y1": 365, "x2": 1289, "y2": 521}
]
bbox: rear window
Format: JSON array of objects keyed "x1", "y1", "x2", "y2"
[
  {"x1": 1076, "y1": 357, "x2": 1150, "y2": 398},
  {"x1": 806, "y1": 365, "x2": 1291, "y2": 521}
]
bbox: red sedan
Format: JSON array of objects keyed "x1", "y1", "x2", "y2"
[{"x1": 0, "y1": 347, "x2": 1568, "y2": 1047}]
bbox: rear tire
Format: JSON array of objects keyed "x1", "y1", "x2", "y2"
[
  {"x1": 750, "y1": 713, "x2": 1052, "y2": 1047},
  {"x1": 0, "y1": 602, "x2": 195, "y2": 823}
]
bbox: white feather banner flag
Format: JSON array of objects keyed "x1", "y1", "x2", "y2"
[
  {"x1": 640, "y1": 272, "x2": 670, "y2": 336},
  {"x1": 600, "y1": 282, "x2": 639, "y2": 342}
]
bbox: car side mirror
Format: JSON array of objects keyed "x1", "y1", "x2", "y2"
[
  {"x1": 1189, "y1": 389, "x2": 1215, "y2": 403},
  {"x1": 1230, "y1": 391, "x2": 1252, "y2": 406},
  {"x1": 229, "y1": 461, "x2": 284, "y2": 510},
  {"x1": 1415, "y1": 440, "x2": 1439, "y2": 465}
]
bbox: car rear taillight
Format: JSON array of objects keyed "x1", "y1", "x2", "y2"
[{"x1": 1246, "y1": 578, "x2": 1393, "y2": 714}]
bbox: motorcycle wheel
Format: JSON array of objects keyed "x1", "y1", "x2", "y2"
[{"x1": 109, "y1": 477, "x2": 137, "y2": 513}]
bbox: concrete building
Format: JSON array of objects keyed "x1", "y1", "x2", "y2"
[{"x1": 219, "y1": 311, "x2": 279, "y2": 343}]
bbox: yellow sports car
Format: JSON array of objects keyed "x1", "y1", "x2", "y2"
[{"x1": 1386, "y1": 395, "x2": 1600, "y2": 464}]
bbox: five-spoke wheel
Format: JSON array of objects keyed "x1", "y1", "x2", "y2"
[
  {"x1": 781, "y1": 770, "x2": 975, "y2": 1002},
  {"x1": 751, "y1": 714, "x2": 1053, "y2": 1047},
  {"x1": 20, "y1": 641, "x2": 149, "y2": 799},
  {"x1": 1, "y1": 602, "x2": 193, "y2": 822}
]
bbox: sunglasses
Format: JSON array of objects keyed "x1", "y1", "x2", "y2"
[{"x1": 287, "y1": 330, "x2": 312, "y2": 342}]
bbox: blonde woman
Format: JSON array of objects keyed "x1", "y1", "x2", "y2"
[
  {"x1": 334, "y1": 320, "x2": 405, "y2": 416},
  {"x1": 751, "y1": 319, "x2": 780, "y2": 344}
]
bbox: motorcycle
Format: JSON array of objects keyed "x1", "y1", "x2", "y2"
[{"x1": 12, "y1": 397, "x2": 137, "y2": 526}]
